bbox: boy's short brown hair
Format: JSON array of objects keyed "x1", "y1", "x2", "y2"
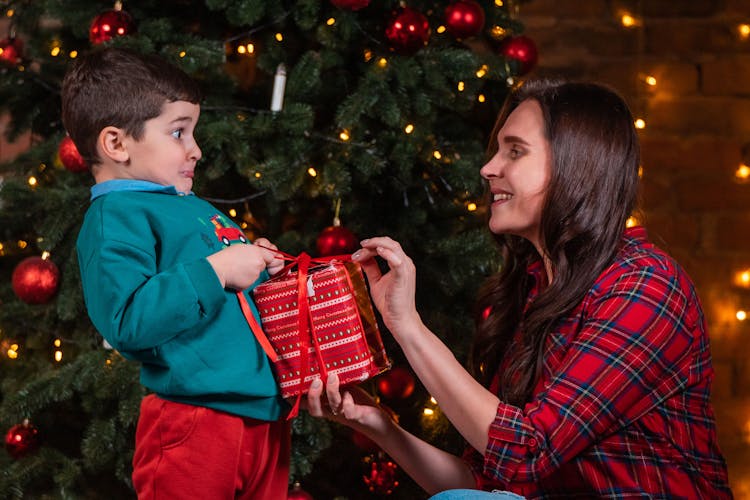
[{"x1": 61, "y1": 47, "x2": 202, "y2": 167}]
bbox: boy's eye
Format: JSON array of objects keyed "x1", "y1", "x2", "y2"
[{"x1": 171, "y1": 129, "x2": 183, "y2": 139}]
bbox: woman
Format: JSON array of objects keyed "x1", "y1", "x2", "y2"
[{"x1": 306, "y1": 79, "x2": 732, "y2": 498}]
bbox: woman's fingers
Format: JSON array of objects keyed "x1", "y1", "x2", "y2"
[
  {"x1": 306, "y1": 378, "x2": 325, "y2": 417},
  {"x1": 326, "y1": 373, "x2": 343, "y2": 415}
]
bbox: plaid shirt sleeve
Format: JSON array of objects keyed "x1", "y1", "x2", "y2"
[{"x1": 476, "y1": 259, "x2": 701, "y2": 487}]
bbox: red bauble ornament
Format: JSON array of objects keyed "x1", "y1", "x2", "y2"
[
  {"x1": 499, "y1": 35, "x2": 538, "y2": 75},
  {"x1": 58, "y1": 136, "x2": 87, "y2": 172},
  {"x1": 5, "y1": 420, "x2": 39, "y2": 459},
  {"x1": 363, "y1": 455, "x2": 400, "y2": 495},
  {"x1": 12, "y1": 256, "x2": 61, "y2": 305},
  {"x1": 330, "y1": 0, "x2": 370, "y2": 10},
  {"x1": 377, "y1": 366, "x2": 415, "y2": 400},
  {"x1": 287, "y1": 482, "x2": 314, "y2": 500},
  {"x1": 89, "y1": 8, "x2": 136, "y2": 45},
  {"x1": 352, "y1": 429, "x2": 380, "y2": 453},
  {"x1": 0, "y1": 36, "x2": 23, "y2": 65},
  {"x1": 316, "y1": 224, "x2": 358, "y2": 257},
  {"x1": 385, "y1": 7, "x2": 430, "y2": 54},
  {"x1": 444, "y1": 1, "x2": 485, "y2": 40}
]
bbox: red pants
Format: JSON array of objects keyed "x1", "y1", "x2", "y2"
[{"x1": 132, "y1": 394, "x2": 290, "y2": 499}]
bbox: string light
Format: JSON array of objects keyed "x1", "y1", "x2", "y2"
[
  {"x1": 495, "y1": 0, "x2": 504, "y2": 6},
  {"x1": 41, "y1": 251, "x2": 50, "y2": 260},
  {"x1": 737, "y1": 310, "x2": 747, "y2": 321},
  {"x1": 339, "y1": 129, "x2": 351, "y2": 141},
  {"x1": 476, "y1": 64, "x2": 488, "y2": 78},
  {"x1": 50, "y1": 46, "x2": 61, "y2": 57},
  {"x1": 638, "y1": 165, "x2": 644, "y2": 178},
  {"x1": 377, "y1": 57, "x2": 387, "y2": 68},
  {"x1": 620, "y1": 13, "x2": 640, "y2": 28},
  {"x1": 275, "y1": 32, "x2": 283, "y2": 42},
  {"x1": 423, "y1": 408, "x2": 435, "y2": 416},
  {"x1": 626, "y1": 216, "x2": 639, "y2": 228},
  {"x1": 69, "y1": 50, "x2": 78, "y2": 58},
  {"x1": 467, "y1": 202, "x2": 477, "y2": 212},
  {"x1": 307, "y1": 167, "x2": 318, "y2": 177},
  {"x1": 179, "y1": 51, "x2": 186, "y2": 58},
  {"x1": 634, "y1": 118, "x2": 646, "y2": 129},
  {"x1": 437, "y1": 25, "x2": 446, "y2": 34},
  {"x1": 491, "y1": 26, "x2": 506, "y2": 38},
  {"x1": 478, "y1": 94, "x2": 486, "y2": 103},
  {"x1": 7, "y1": 8, "x2": 14, "y2": 17},
  {"x1": 433, "y1": 150, "x2": 442, "y2": 160},
  {"x1": 734, "y1": 269, "x2": 750, "y2": 288},
  {"x1": 739, "y1": 24, "x2": 750, "y2": 40},
  {"x1": 28, "y1": 176, "x2": 37, "y2": 186},
  {"x1": 326, "y1": 17, "x2": 336, "y2": 26},
  {"x1": 363, "y1": 49, "x2": 373, "y2": 61},
  {"x1": 7, "y1": 343, "x2": 19, "y2": 359},
  {"x1": 17, "y1": 240, "x2": 27, "y2": 249},
  {"x1": 228, "y1": 208, "x2": 237, "y2": 217},
  {"x1": 404, "y1": 124, "x2": 414, "y2": 134},
  {"x1": 736, "y1": 164, "x2": 750, "y2": 181},
  {"x1": 53, "y1": 339, "x2": 62, "y2": 363},
  {"x1": 457, "y1": 81, "x2": 465, "y2": 92}
]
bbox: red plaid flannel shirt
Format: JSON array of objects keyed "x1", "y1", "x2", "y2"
[{"x1": 465, "y1": 226, "x2": 731, "y2": 498}]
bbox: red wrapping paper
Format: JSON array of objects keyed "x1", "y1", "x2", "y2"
[{"x1": 253, "y1": 259, "x2": 390, "y2": 399}]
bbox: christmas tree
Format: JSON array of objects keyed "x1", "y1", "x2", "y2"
[{"x1": 0, "y1": 1, "x2": 534, "y2": 497}]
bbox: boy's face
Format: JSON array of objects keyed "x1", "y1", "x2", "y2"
[{"x1": 121, "y1": 100, "x2": 202, "y2": 194}]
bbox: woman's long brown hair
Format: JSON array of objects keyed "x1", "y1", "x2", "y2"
[{"x1": 469, "y1": 80, "x2": 641, "y2": 407}]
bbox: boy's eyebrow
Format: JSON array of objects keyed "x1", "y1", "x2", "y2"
[{"x1": 170, "y1": 116, "x2": 194, "y2": 124}]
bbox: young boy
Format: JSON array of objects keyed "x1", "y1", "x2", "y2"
[{"x1": 64, "y1": 47, "x2": 290, "y2": 498}]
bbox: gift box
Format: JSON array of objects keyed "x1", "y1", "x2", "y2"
[{"x1": 252, "y1": 258, "x2": 391, "y2": 399}]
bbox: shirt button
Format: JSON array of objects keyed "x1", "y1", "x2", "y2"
[{"x1": 528, "y1": 438, "x2": 537, "y2": 449}]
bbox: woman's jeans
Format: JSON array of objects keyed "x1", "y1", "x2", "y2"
[{"x1": 429, "y1": 490, "x2": 525, "y2": 499}]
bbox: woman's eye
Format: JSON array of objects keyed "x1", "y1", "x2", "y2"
[
  {"x1": 171, "y1": 129, "x2": 183, "y2": 139},
  {"x1": 509, "y1": 147, "x2": 522, "y2": 159}
]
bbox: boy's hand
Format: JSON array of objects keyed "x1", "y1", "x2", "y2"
[
  {"x1": 206, "y1": 243, "x2": 277, "y2": 290},
  {"x1": 253, "y1": 238, "x2": 285, "y2": 276}
]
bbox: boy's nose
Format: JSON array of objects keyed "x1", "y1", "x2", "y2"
[{"x1": 190, "y1": 144, "x2": 202, "y2": 162}]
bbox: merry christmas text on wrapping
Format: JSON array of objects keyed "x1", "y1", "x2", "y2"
[{"x1": 252, "y1": 254, "x2": 391, "y2": 406}]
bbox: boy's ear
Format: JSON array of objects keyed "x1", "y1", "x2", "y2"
[{"x1": 97, "y1": 126, "x2": 129, "y2": 163}]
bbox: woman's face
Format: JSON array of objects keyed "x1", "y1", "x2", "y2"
[{"x1": 480, "y1": 99, "x2": 552, "y2": 250}]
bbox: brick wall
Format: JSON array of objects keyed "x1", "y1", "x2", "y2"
[{"x1": 518, "y1": 0, "x2": 750, "y2": 496}]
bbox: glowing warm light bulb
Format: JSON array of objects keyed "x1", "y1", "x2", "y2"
[
  {"x1": 495, "y1": 0, "x2": 503, "y2": 6},
  {"x1": 254, "y1": 172, "x2": 262, "y2": 178},
  {"x1": 734, "y1": 269, "x2": 750, "y2": 287},
  {"x1": 377, "y1": 57, "x2": 388, "y2": 68},
  {"x1": 339, "y1": 129, "x2": 351, "y2": 141},
  {"x1": 28, "y1": 176, "x2": 37, "y2": 186},
  {"x1": 739, "y1": 24, "x2": 750, "y2": 39},
  {"x1": 363, "y1": 49, "x2": 372, "y2": 61},
  {"x1": 41, "y1": 251, "x2": 50, "y2": 260},
  {"x1": 626, "y1": 216, "x2": 638, "y2": 228},
  {"x1": 430, "y1": 397, "x2": 437, "y2": 404},
  {"x1": 476, "y1": 65, "x2": 488, "y2": 78},
  {"x1": 736, "y1": 164, "x2": 750, "y2": 180},
  {"x1": 179, "y1": 51, "x2": 186, "y2": 58},
  {"x1": 457, "y1": 81, "x2": 465, "y2": 92},
  {"x1": 8, "y1": 344, "x2": 19, "y2": 359},
  {"x1": 307, "y1": 167, "x2": 318, "y2": 177},
  {"x1": 404, "y1": 124, "x2": 414, "y2": 134},
  {"x1": 621, "y1": 14, "x2": 637, "y2": 27},
  {"x1": 437, "y1": 25, "x2": 446, "y2": 34},
  {"x1": 467, "y1": 202, "x2": 477, "y2": 212},
  {"x1": 7, "y1": 8, "x2": 14, "y2": 16},
  {"x1": 491, "y1": 26, "x2": 506, "y2": 38},
  {"x1": 228, "y1": 208, "x2": 237, "y2": 217},
  {"x1": 55, "y1": 350, "x2": 63, "y2": 362},
  {"x1": 69, "y1": 50, "x2": 78, "y2": 58},
  {"x1": 50, "y1": 46, "x2": 61, "y2": 57},
  {"x1": 327, "y1": 17, "x2": 336, "y2": 26},
  {"x1": 17, "y1": 240, "x2": 28, "y2": 249},
  {"x1": 54, "y1": 339, "x2": 62, "y2": 348},
  {"x1": 634, "y1": 118, "x2": 646, "y2": 129},
  {"x1": 423, "y1": 408, "x2": 435, "y2": 416},
  {"x1": 478, "y1": 94, "x2": 486, "y2": 103},
  {"x1": 645, "y1": 75, "x2": 656, "y2": 86},
  {"x1": 433, "y1": 150, "x2": 442, "y2": 160},
  {"x1": 737, "y1": 310, "x2": 747, "y2": 321},
  {"x1": 638, "y1": 165, "x2": 644, "y2": 178},
  {"x1": 275, "y1": 33, "x2": 283, "y2": 42}
]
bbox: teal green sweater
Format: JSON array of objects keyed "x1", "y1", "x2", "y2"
[{"x1": 77, "y1": 180, "x2": 285, "y2": 420}]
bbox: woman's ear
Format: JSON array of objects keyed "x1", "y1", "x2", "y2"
[{"x1": 97, "y1": 126, "x2": 129, "y2": 163}]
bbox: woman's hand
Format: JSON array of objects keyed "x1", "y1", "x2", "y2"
[
  {"x1": 304, "y1": 373, "x2": 393, "y2": 437},
  {"x1": 352, "y1": 237, "x2": 422, "y2": 341}
]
